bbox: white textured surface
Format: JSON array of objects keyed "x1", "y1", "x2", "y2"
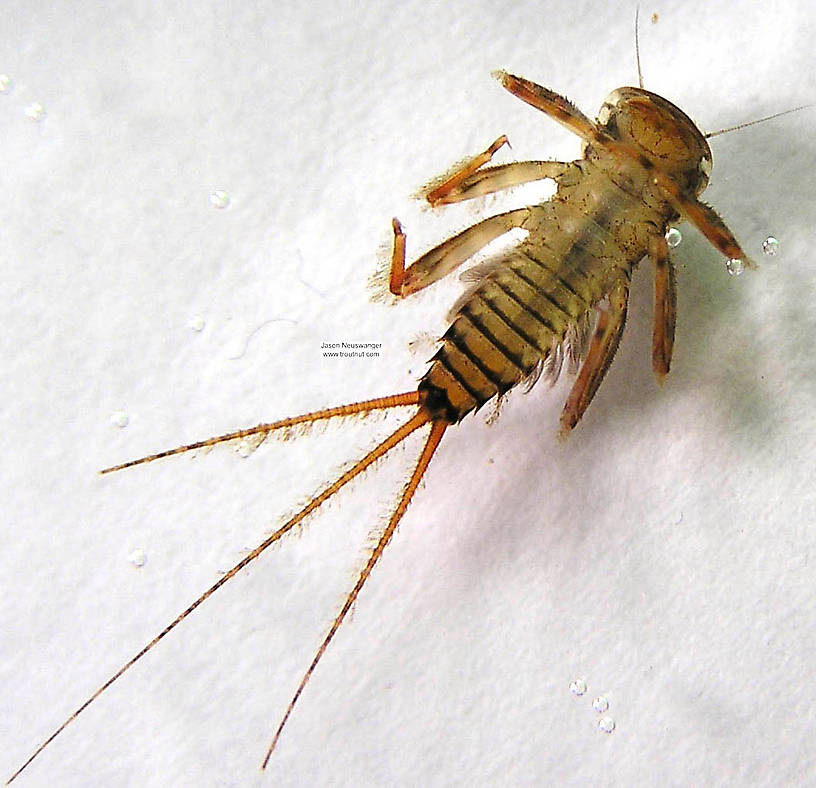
[{"x1": 2, "y1": 1, "x2": 815, "y2": 786}]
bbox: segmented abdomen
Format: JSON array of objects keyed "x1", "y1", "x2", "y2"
[{"x1": 418, "y1": 161, "x2": 666, "y2": 423}]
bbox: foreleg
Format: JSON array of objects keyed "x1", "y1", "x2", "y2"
[{"x1": 495, "y1": 71, "x2": 597, "y2": 143}]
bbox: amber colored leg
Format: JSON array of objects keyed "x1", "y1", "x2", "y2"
[
  {"x1": 496, "y1": 71, "x2": 753, "y2": 268},
  {"x1": 649, "y1": 169, "x2": 754, "y2": 268},
  {"x1": 431, "y1": 160, "x2": 574, "y2": 205},
  {"x1": 559, "y1": 280, "x2": 630, "y2": 436},
  {"x1": 495, "y1": 71, "x2": 597, "y2": 142},
  {"x1": 389, "y1": 208, "x2": 530, "y2": 297},
  {"x1": 389, "y1": 217, "x2": 407, "y2": 296},
  {"x1": 426, "y1": 135, "x2": 509, "y2": 206},
  {"x1": 598, "y1": 131, "x2": 753, "y2": 269},
  {"x1": 650, "y1": 234, "x2": 677, "y2": 382}
]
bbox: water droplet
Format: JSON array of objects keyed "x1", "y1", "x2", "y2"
[
  {"x1": 109, "y1": 410, "x2": 129, "y2": 428},
  {"x1": 664, "y1": 227, "x2": 682, "y2": 248},
  {"x1": 762, "y1": 236, "x2": 779, "y2": 256},
  {"x1": 24, "y1": 102, "x2": 45, "y2": 121},
  {"x1": 592, "y1": 696, "x2": 609, "y2": 713},
  {"x1": 0, "y1": 74, "x2": 12, "y2": 93},
  {"x1": 726, "y1": 258, "x2": 744, "y2": 276},
  {"x1": 128, "y1": 548, "x2": 147, "y2": 568},
  {"x1": 598, "y1": 716, "x2": 616, "y2": 733},
  {"x1": 188, "y1": 314, "x2": 206, "y2": 332},
  {"x1": 210, "y1": 189, "x2": 231, "y2": 209},
  {"x1": 569, "y1": 678, "x2": 587, "y2": 696}
]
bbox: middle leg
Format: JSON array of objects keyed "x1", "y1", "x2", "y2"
[
  {"x1": 429, "y1": 160, "x2": 574, "y2": 205},
  {"x1": 389, "y1": 208, "x2": 530, "y2": 296}
]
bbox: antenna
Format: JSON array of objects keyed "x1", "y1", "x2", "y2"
[
  {"x1": 705, "y1": 104, "x2": 811, "y2": 139},
  {"x1": 635, "y1": 6, "x2": 645, "y2": 89}
]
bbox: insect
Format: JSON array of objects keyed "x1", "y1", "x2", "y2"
[{"x1": 6, "y1": 9, "x2": 811, "y2": 786}]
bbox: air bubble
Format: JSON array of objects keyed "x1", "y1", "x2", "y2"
[
  {"x1": 762, "y1": 236, "x2": 779, "y2": 256},
  {"x1": 24, "y1": 102, "x2": 45, "y2": 121},
  {"x1": 0, "y1": 74, "x2": 11, "y2": 93},
  {"x1": 210, "y1": 189, "x2": 231, "y2": 209},
  {"x1": 726, "y1": 258, "x2": 744, "y2": 276},
  {"x1": 128, "y1": 548, "x2": 147, "y2": 568},
  {"x1": 592, "y1": 696, "x2": 610, "y2": 713},
  {"x1": 188, "y1": 314, "x2": 206, "y2": 332},
  {"x1": 569, "y1": 678, "x2": 587, "y2": 696},
  {"x1": 664, "y1": 227, "x2": 682, "y2": 248},
  {"x1": 598, "y1": 716, "x2": 616, "y2": 733},
  {"x1": 109, "y1": 410, "x2": 129, "y2": 428}
]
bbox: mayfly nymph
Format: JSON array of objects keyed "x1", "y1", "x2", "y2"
[{"x1": 12, "y1": 48, "x2": 800, "y2": 786}]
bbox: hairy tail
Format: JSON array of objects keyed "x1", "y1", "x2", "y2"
[
  {"x1": 262, "y1": 417, "x2": 447, "y2": 766},
  {"x1": 8, "y1": 391, "x2": 438, "y2": 785},
  {"x1": 100, "y1": 392, "x2": 421, "y2": 474}
]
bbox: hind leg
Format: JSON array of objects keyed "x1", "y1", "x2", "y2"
[
  {"x1": 559, "y1": 279, "x2": 630, "y2": 436},
  {"x1": 650, "y1": 234, "x2": 677, "y2": 382}
]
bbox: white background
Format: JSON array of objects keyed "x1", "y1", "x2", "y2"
[{"x1": 2, "y1": 1, "x2": 815, "y2": 786}]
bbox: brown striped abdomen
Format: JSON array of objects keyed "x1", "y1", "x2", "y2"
[{"x1": 418, "y1": 157, "x2": 670, "y2": 423}]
